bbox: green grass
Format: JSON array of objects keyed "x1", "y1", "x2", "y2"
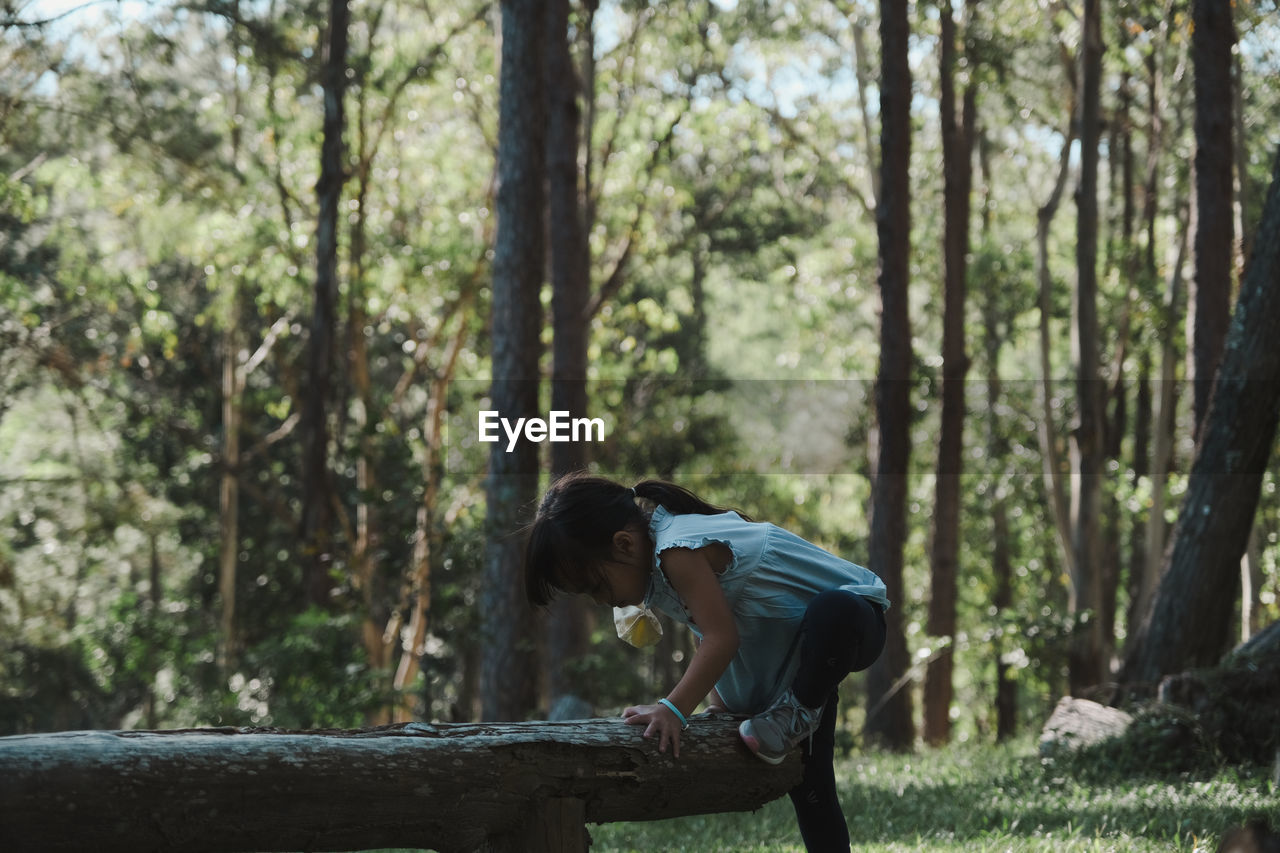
[{"x1": 589, "y1": 739, "x2": 1279, "y2": 852}]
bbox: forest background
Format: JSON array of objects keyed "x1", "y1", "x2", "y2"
[{"x1": 1, "y1": 0, "x2": 1278, "y2": 760}]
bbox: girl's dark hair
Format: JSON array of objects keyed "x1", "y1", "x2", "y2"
[{"x1": 523, "y1": 473, "x2": 746, "y2": 606}]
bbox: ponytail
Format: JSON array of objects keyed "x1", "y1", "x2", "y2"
[
  {"x1": 632, "y1": 479, "x2": 751, "y2": 520},
  {"x1": 523, "y1": 473, "x2": 746, "y2": 606}
]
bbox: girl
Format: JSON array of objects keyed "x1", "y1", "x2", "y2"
[{"x1": 524, "y1": 474, "x2": 889, "y2": 851}]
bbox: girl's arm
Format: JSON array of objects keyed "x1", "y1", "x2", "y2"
[{"x1": 623, "y1": 546, "x2": 739, "y2": 756}]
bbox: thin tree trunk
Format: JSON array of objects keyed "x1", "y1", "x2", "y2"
[
  {"x1": 982, "y1": 269, "x2": 1017, "y2": 743},
  {"x1": 850, "y1": 8, "x2": 880, "y2": 207},
  {"x1": 219, "y1": 297, "x2": 241, "y2": 672},
  {"x1": 973, "y1": 116, "x2": 1016, "y2": 742},
  {"x1": 1119, "y1": 60, "x2": 1149, "y2": 647},
  {"x1": 1232, "y1": 48, "x2": 1253, "y2": 271},
  {"x1": 545, "y1": 0, "x2": 592, "y2": 709},
  {"x1": 300, "y1": 0, "x2": 351, "y2": 608},
  {"x1": 924, "y1": 0, "x2": 974, "y2": 747},
  {"x1": 1123, "y1": 148, "x2": 1280, "y2": 690},
  {"x1": 382, "y1": 237, "x2": 490, "y2": 721},
  {"x1": 581, "y1": 0, "x2": 599, "y2": 238},
  {"x1": 1126, "y1": 351, "x2": 1151, "y2": 640},
  {"x1": 1138, "y1": 29, "x2": 1192, "y2": 621},
  {"x1": 1068, "y1": 0, "x2": 1107, "y2": 695},
  {"x1": 481, "y1": 0, "x2": 547, "y2": 723},
  {"x1": 1240, "y1": 524, "x2": 1261, "y2": 643},
  {"x1": 146, "y1": 533, "x2": 162, "y2": 729},
  {"x1": 1035, "y1": 117, "x2": 1077, "y2": 586},
  {"x1": 1033, "y1": 3, "x2": 1081, "y2": 591},
  {"x1": 1140, "y1": 211, "x2": 1189, "y2": 622},
  {"x1": 864, "y1": 0, "x2": 914, "y2": 751},
  {"x1": 392, "y1": 310, "x2": 470, "y2": 720},
  {"x1": 1188, "y1": 0, "x2": 1236, "y2": 439},
  {"x1": 348, "y1": 113, "x2": 389, "y2": 703}
]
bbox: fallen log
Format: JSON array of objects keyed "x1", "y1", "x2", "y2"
[{"x1": 0, "y1": 715, "x2": 801, "y2": 853}]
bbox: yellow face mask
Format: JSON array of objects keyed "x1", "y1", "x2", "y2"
[{"x1": 613, "y1": 605, "x2": 663, "y2": 648}]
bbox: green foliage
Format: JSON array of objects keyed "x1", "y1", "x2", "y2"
[
  {"x1": 1, "y1": 0, "x2": 1278, "y2": 745},
  {"x1": 234, "y1": 609, "x2": 393, "y2": 729}
]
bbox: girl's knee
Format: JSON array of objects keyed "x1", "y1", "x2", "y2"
[{"x1": 806, "y1": 588, "x2": 874, "y2": 626}]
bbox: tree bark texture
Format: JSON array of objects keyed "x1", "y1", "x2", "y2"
[
  {"x1": 546, "y1": 0, "x2": 591, "y2": 481},
  {"x1": 1189, "y1": 0, "x2": 1236, "y2": 437},
  {"x1": 300, "y1": 0, "x2": 350, "y2": 608},
  {"x1": 924, "y1": 0, "x2": 975, "y2": 748},
  {"x1": 0, "y1": 718, "x2": 801, "y2": 853},
  {"x1": 481, "y1": 0, "x2": 547, "y2": 722},
  {"x1": 1123, "y1": 148, "x2": 1280, "y2": 690},
  {"x1": 545, "y1": 0, "x2": 593, "y2": 707},
  {"x1": 1068, "y1": 0, "x2": 1107, "y2": 695},
  {"x1": 864, "y1": 0, "x2": 914, "y2": 751}
]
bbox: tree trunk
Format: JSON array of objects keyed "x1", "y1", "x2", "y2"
[
  {"x1": 218, "y1": 295, "x2": 240, "y2": 672},
  {"x1": 924, "y1": 0, "x2": 975, "y2": 748},
  {"x1": 0, "y1": 718, "x2": 801, "y2": 853},
  {"x1": 1035, "y1": 109, "x2": 1077, "y2": 587},
  {"x1": 300, "y1": 0, "x2": 350, "y2": 608},
  {"x1": 1068, "y1": 0, "x2": 1107, "y2": 695},
  {"x1": 1126, "y1": 351, "x2": 1151, "y2": 639},
  {"x1": 1122, "y1": 149, "x2": 1280, "y2": 690},
  {"x1": 348, "y1": 110, "x2": 385, "y2": 692},
  {"x1": 481, "y1": 0, "x2": 547, "y2": 723},
  {"x1": 1138, "y1": 25, "x2": 1192, "y2": 625},
  {"x1": 864, "y1": 0, "x2": 914, "y2": 752},
  {"x1": 392, "y1": 312, "x2": 469, "y2": 719},
  {"x1": 545, "y1": 0, "x2": 593, "y2": 709},
  {"x1": 1240, "y1": 525, "x2": 1262, "y2": 643},
  {"x1": 1232, "y1": 47, "x2": 1253, "y2": 271},
  {"x1": 1188, "y1": 0, "x2": 1236, "y2": 438},
  {"x1": 849, "y1": 9, "x2": 880, "y2": 207},
  {"x1": 1139, "y1": 212, "x2": 1189, "y2": 624},
  {"x1": 983, "y1": 273, "x2": 1017, "y2": 743}
]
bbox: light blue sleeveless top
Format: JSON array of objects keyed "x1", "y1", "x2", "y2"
[{"x1": 644, "y1": 506, "x2": 890, "y2": 713}]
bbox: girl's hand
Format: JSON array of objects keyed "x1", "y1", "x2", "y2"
[{"x1": 622, "y1": 703, "x2": 683, "y2": 758}]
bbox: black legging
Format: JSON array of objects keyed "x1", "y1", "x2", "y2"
[{"x1": 786, "y1": 589, "x2": 887, "y2": 852}]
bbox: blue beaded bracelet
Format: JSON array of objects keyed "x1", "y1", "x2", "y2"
[{"x1": 657, "y1": 698, "x2": 689, "y2": 730}]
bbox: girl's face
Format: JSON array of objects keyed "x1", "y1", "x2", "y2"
[{"x1": 583, "y1": 527, "x2": 651, "y2": 608}]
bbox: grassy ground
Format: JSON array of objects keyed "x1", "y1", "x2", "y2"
[{"x1": 589, "y1": 739, "x2": 1279, "y2": 852}]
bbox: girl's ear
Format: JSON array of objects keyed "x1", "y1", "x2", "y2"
[{"x1": 611, "y1": 528, "x2": 637, "y2": 555}]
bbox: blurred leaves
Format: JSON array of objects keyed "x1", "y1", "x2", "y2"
[{"x1": 0, "y1": 0, "x2": 1277, "y2": 739}]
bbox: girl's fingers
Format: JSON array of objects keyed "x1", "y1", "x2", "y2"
[{"x1": 622, "y1": 713, "x2": 682, "y2": 758}]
